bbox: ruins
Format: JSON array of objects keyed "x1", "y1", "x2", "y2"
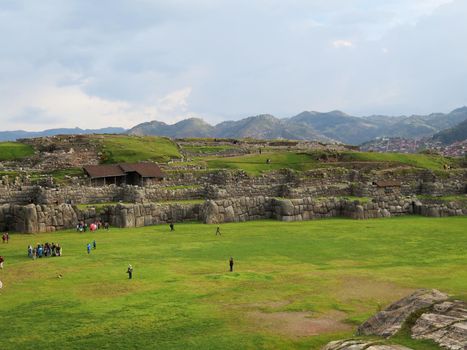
[{"x1": 0, "y1": 135, "x2": 465, "y2": 233}]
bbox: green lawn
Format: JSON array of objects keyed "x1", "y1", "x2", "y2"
[
  {"x1": 339, "y1": 151, "x2": 455, "y2": 170},
  {"x1": 0, "y1": 217, "x2": 465, "y2": 349},
  {"x1": 203, "y1": 152, "x2": 318, "y2": 175},
  {"x1": 100, "y1": 135, "x2": 181, "y2": 164},
  {"x1": 181, "y1": 145, "x2": 238, "y2": 154},
  {"x1": 0, "y1": 142, "x2": 34, "y2": 161},
  {"x1": 194, "y1": 150, "x2": 459, "y2": 175}
]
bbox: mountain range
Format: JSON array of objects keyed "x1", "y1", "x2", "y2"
[
  {"x1": 1, "y1": 107, "x2": 466, "y2": 145},
  {"x1": 432, "y1": 118, "x2": 467, "y2": 145},
  {"x1": 127, "y1": 107, "x2": 467, "y2": 145},
  {"x1": 0, "y1": 127, "x2": 127, "y2": 142}
]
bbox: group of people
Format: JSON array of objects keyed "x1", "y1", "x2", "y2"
[
  {"x1": 28, "y1": 242, "x2": 62, "y2": 259},
  {"x1": 76, "y1": 220, "x2": 109, "y2": 232},
  {"x1": 0, "y1": 223, "x2": 237, "y2": 291},
  {"x1": 2, "y1": 232, "x2": 9, "y2": 243}
]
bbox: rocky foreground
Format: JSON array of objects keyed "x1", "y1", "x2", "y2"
[{"x1": 323, "y1": 289, "x2": 467, "y2": 350}]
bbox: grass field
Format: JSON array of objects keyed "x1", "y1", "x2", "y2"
[
  {"x1": 181, "y1": 145, "x2": 238, "y2": 154},
  {"x1": 1, "y1": 217, "x2": 465, "y2": 349},
  {"x1": 339, "y1": 151, "x2": 455, "y2": 170},
  {"x1": 203, "y1": 152, "x2": 318, "y2": 175},
  {"x1": 0, "y1": 141, "x2": 34, "y2": 161},
  {"x1": 195, "y1": 150, "x2": 457, "y2": 175},
  {"x1": 100, "y1": 135, "x2": 181, "y2": 164}
]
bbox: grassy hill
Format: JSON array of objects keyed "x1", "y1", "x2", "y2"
[
  {"x1": 338, "y1": 151, "x2": 455, "y2": 170},
  {"x1": 99, "y1": 135, "x2": 181, "y2": 163},
  {"x1": 194, "y1": 150, "x2": 457, "y2": 175},
  {"x1": 432, "y1": 118, "x2": 467, "y2": 145},
  {"x1": 202, "y1": 152, "x2": 318, "y2": 175},
  {"x1": 0, "y1": 217, "x2": 465, "y2": 349},
  {"x1": 0, "y1": 141, "x2": 34, "y2": 161}
]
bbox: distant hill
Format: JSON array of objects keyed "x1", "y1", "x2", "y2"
[
  {"x1": 128, "y1": 114, "x2": 334, "y2": 142},
  {"x1": 432, "y1": 118, "x2": 467, "y2": 145},
  {"x1": 0, "y1": 127, "x2": 126, "y2": 142},
  {"x1": 128, "y1": 107, "x2": 467, "y2": 145},
  {"x1": 290, "y1": 107, "x2": 467, "y2": 144},
  {"x1": 2, "y1": 107, "x2": 466, "y2": 145},
  {"x1": 128, "y1": 118, "x2": 214, "y2": 138}
]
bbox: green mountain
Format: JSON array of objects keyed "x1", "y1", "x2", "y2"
[
  {"x1": 128, "y1": 114, "x2": 333, "y2": 142},
  {"x1": 432, "y1": 118, "x2": 467, "y2": 145},
  {"x1": 126, "y1": 107, "x2": 467, "y2": 145},
  {"x1": 128, "y1": 118, "x2": 214, "y2": 138},
  {"x1": 290, "y1": 107, "x2": 467, "y2": 144},
  {"x1": 214, "y1": 114, "x2": 333, "y2": 142}
]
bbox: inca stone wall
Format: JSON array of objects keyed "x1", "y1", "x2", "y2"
[
  {"x1": 1, "y1": 195, "x2": 465, "y2": 233},
  {"x1": 1, "y1": 168, "x2": 465, "y2": 206}
]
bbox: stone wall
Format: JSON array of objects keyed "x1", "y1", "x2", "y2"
[
  {"x1": 1, "y1": 195, "x2": 465, "y2": 233},
  {"x1": 1, "y1": 168, "x2": 465, "y2": 206},
  {"x1": 202, "y1": 196, "x2": 273, "y2": 224}
]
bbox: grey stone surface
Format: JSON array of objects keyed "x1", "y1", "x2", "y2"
[
  {"x1": 411, "y1": 300, "x2": 467, "y2": 350},
  {"x1": 322, "y1": 339, "x2": 413, "y2": 350},
  {"x1": 357, "y1": 289, "x2": 449, "y2": 337}
]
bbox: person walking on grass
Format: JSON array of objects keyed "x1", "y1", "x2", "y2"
[
  {"x1": 169, "y1": 222, "x2": 174, "y2": 232},
  {"x1": 0, "y1": 255, "x2": 4, "y2": 269},
  {"x1": 229, "y1": 257, "x2": 234, "y2": 272},
  {"x1": 127, "y1": 264, "x2": 133, "y2": 279},
  {"x1": 87, "y1": 243, "x2": 91, "y2": 254},
  {"x1": 215, "y1": 225, "x2": 221, "y2": 236},
  {"x1": 93, "y1": 240, "x2": 96, "y2": 250}
]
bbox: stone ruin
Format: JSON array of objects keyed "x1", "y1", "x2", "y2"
[{"x1": 0, "y1": 166, "x2": 465, "y2": 233}]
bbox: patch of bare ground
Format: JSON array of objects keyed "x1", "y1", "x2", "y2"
[
  {"x1": 333, "y1": 276, "x2": 414, "y2": 303},
  {"x1": 247, "y1": 310, "x2": 352, "y2": 338}
]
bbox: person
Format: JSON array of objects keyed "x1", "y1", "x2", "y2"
[
  {"x1": 169, "y1": 222, "x2": 174, "y2": 232},
  {"x1": 32, "y1": 247, "x2": 37, "y2": 260},
  {"x1": 87, "y1": 243, "x2": 91, "y2": 254},
  {"x1": 0, "y1": 255, "x2": 4, "y2": 269},
  {"x1": 5, "y1": 232, "x2": 8, "y2": 243},
  {"x1": 93, "y1": 240, "x2": 96, "y2": 249},
  {"x1": 2, "y1": 233, "x2": 5, "y2": 243},
  {"x1": 229, "y1": 257, "x2": 234, "y2": 272},
  {"x1": 0, "y1": 280, "x2": 2, "y2": 289},
  {"x1": 127, "y1": 264, "x2": 133, "y2": 279},
  {"x1": 215, "y1": 226, "x2": 221, "y2": 236},
  {"x1": 104, "y1": 222, "x2": 109, "y2": 230},
  {"x1": 28, "y1": 245, "x2": 33, "y2": 258},
  {"x1": 56, "y1": 244, "x2": 62, "y2": 257}
]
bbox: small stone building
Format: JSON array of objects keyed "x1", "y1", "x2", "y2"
[{"x1": 83, "y1": 163, "x2": 164, "y2": 186}]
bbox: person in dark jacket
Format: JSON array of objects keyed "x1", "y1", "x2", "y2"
[{"x1": 229, "y1": 257, "x2": 234, "y2": 272}]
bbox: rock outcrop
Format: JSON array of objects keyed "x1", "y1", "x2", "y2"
[
  {"x1": 323, "y1": 340, "x2": 413, "y2": 350},
  {"x1": 357, "y1": 289, "x2": 449, "y2": 337},
  {"x1": 412, "y1": 299, "x2": 467, "y2": 350},
  {"x1": 325, "y1": 289, "x2": 466, "y2": 350}
]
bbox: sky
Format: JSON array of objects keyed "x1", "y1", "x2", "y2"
[{"x1": 0, "y1": 0, "x2": 466, "y2": 130}]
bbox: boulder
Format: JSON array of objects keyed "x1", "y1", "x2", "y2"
[
  {"x1": 357, "y1": 289, "x2": 449, "y2": 337},
  {"x1": 323, "y1": 340, "x2": 413, "y2": 350},
  {"x1": 411, "y1": 300, "x2": 467, "y2": 350}
]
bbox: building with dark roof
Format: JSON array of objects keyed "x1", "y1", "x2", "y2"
[{"x1": 83, "y1": 163, "x2": 164, "y2": 186}]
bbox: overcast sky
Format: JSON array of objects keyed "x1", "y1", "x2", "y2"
[{"x1": 0, "y1": 0, "x2": 466, "y2": 130}]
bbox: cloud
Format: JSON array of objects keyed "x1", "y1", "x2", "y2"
[
  {"x1": 332, "y1": 40, "x2": 354, "y2": 48},
  {"x1": 0, "y1": 0, "x2": 465, "y2": 130}
]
